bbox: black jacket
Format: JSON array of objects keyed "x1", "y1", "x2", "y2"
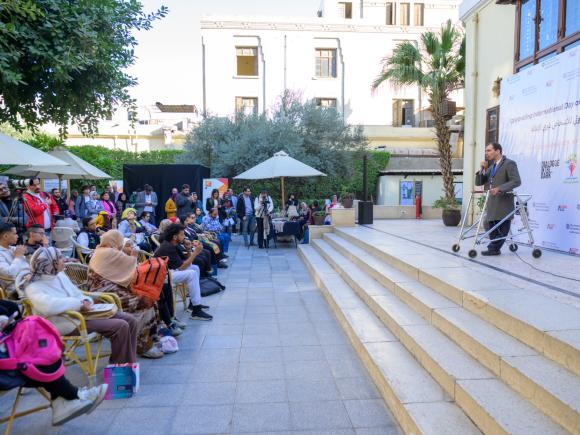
[{"x1": 236, "y1": 194, "x2": 255, "y2": 219}]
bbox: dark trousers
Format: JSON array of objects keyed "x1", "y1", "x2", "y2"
[
  {"x1": 256, "y1": 217, "x2": 265, "y2": 248},
  {"x1": 24, "y1": 361, "x2": 77, "y2": 401},
  {"x1": 157, "y1": 283, "x2": 175, "y2": 326},
  {"x1": 487, "y1": 219, "x2": 511, "y2": 252}
]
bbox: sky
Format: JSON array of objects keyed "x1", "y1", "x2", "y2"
[{"x1": 127, "y1": 0, "x2": 320, "y2": 107}]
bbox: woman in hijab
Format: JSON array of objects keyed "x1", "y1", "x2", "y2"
[
  {"x1": 18, "y1": 247, "x2": 139, "y2": 363},
  {"x1": 87, "y1": 230, "x2": 163, "y2": 359},
  {"x1": 86, "y1": 191, "x2": 104, "y2": 218},
  {"x1": 118, "y1": 208, "x2": 151, "y2": 252}
]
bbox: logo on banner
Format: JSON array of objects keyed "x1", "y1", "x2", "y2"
[
  {"x1": 541, "y1": 159, "x2": 560, "y2": 179},
  {"x1": 564, "y1": 154, "x2": 578, "y2": 183},
  {"x1": 557, "y1": 205, "x2": 568, "y2": 211}
]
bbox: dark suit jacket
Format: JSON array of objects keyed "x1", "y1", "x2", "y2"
[
  {"x1": 236, "y1": 194, "x2": 255, "y2": 219},
  {"x1": 475, "y1": 157, "x2": 521, "y2": 221}
]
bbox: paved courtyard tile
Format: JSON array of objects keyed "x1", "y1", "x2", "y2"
[{"x1": 0, "y1": 237, "x2": 400, "y2": 434}]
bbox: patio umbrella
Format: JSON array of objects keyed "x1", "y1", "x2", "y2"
[
  {"x1": 0, "y1": 132, "x2": 69, "y2": 166},
  {"x1": 234, "y1": 151, "x2": 326, "y2": 206},
  {"x1": 3, "y1": 147, "x2": 111, "y2": 194}
]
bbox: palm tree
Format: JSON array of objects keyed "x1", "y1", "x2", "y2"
[{"x1": 372, "y1": 19, "x2": 465, "y2": 206}]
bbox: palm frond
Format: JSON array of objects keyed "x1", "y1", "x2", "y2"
[{"x1": 372, "y1": 41, "x2": 423, "y2": 91}]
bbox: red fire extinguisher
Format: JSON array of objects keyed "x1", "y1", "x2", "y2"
[{"x1": 415, "y1": 195, "x2": 421, "y2": 219}]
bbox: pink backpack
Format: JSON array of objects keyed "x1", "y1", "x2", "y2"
[{"x1": 0, "y1": 316, "x2": 64, "y2": 382}]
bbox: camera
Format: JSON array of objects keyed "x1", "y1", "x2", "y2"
[{"x1": 7, "y1": 179, "x2": 31, "y2": 189}]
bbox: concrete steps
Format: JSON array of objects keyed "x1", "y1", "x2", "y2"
[
  {"x1": 333, "y1": 226, "x2": 580, "y2": 379},
  {"x1": 298, "y1": 245, "x2": 481, "y2": 435},
  {"x1": 308, "y1": 237, "x2": 573, "y2": 434},
  {"x1": 320, "y1": 232, "x2": 580, "y2": 433}
]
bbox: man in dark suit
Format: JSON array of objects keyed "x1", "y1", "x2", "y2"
[{"x1": 475, "y1": 142, "x2": 522, "y2": 256}]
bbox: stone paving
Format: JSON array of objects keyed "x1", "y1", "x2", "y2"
[{"x1": 0, "y1": 236, "x2": 400, "y2": 435}]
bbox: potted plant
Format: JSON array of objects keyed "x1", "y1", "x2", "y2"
[
  {"x1": 312, "y1": 211, "x2": 325, "y2": 226},
  {"x1": 433, "y1": 197, "x2": 461, "y2": 227},
  {"x1": 340, "y1": 192, "x2": 355, "y2": 209}
]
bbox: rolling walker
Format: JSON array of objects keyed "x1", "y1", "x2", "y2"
[{"x1": 452, "y1": 190, "x2": 542, "y2": 259}]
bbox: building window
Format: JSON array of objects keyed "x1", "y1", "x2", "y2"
[
  {"x1": 236, "y1": 47, "x2": 258, "y2": 76},
  {"x1": 235, "y1": 97, "x2": 258, "y2": 116},
  {"x1": 413, "y1": 3, "x2": 424, "y2": 26},
  {"x1": 338, "y1": 2, "x2": 353, "y2": 19},
  {"x1": 400, "y1": 3, "x2": 410, "y2": 26},
  {"x1": 315, "y1": 98, "x2": 337, "y2": 108},
  {"x1": 315, "y1": 49, "x2": 337, "y2": 78},
  {"x1": 485, "y1": 106, "x2": 499, "y2": 145},
  {"x1": 515, "y1": 0, "x2": 580, "y2": 71},
  {"x1": 385, "y1": 3, "x2": 394, "y2": 25},
  {"x1": 392, "y1": 99, "x2": 414, "y2": 127}
]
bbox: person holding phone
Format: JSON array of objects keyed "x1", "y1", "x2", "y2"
[{"x1": 475, "y1": 142, "x2": 521, "y2": 256}]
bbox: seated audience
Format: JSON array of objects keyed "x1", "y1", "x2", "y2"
[
  {"x1": 95, "y1": 210, "x2": 113, "y2": 232},
  {"x1": 178, "y1": 214, "x2": 214, "y2": 277},
  {"x1": 139, "y1": 211, "x2": 158, "y2": 236},
  {"x1": 154, "y1": 224, "x2": 212, "y2": 321},
  {"x1": 19, "y1": 247, "x2": 139, "y2": 364},
  {"x1": 202, "y1": 208, "x2": 231, "y2": 254},
  {"x1": 87, "y1": 230, "x2": 163, "y2": 359},
  {"x1": 194, "y1": 207, "x2": 204, "y2": 225},
  {"x1": 118, "y1": 208, "x2": 151, "y2": 252},
  {"x1": 77, "y1": 217, "x2": 103, "y2": 258},
  {"x1": 222, "y1": 199, "x2": 237, "y2": 235},
  {"x1": 0, "y1": 223, "x2": 29, "y2": 298},
  {"x1": 0, "y1": 300, "x2": 107, "y2": 427},
  {"x1": 54, "y1": 210, "x2": 80, "y2": 234},
  {"x1": 24, "y1": 224, "x2": 49, "y2": 258}
]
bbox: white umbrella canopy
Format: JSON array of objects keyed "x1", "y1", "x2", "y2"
[
  {"x1": 0, "y1": 132, "x2": 69, "y2": 166},
  {"x1": 3, "y1": 147, "x2": 111, "y2": 180},
  {"x1": 234, "y1": 151, "x2": 326, "y2": 207},
  {"x1": 234, "y1": 151, "x2": 326, "y2": 180}
]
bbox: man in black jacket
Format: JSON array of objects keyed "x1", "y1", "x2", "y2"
[{"x1": 236, "y1": 187, "x2": 255, "y2": 247}]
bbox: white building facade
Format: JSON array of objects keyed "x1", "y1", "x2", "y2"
[{"x1": 201, "y1": 0, "x2": 461, "y2": 130}]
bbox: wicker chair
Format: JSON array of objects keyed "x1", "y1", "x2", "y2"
[
  {"x1": 168, "y1": 269, "x2": 188, "y2": 312},
  {"x1": 70, "y1": 237, "x2": 93, "y2": 265},
  {"x1": 0, "y1": 388, "x2": 51, "y2": 435},
  {"x1": 150, "y1": 233, "x2": 160, "y2": 248}
]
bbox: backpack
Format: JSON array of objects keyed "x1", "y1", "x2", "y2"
[
  {"x1": 132, "y1": 257, "x2": 168, "y2": 302},
  {"x1": 0, "y1": 316, "x2": 64, "y2": 382},
  {"x1": 200, "y1": 278, "x2": 223, "y2": 297}
]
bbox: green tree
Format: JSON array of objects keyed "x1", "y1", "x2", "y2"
[
  {"x1": 0, "y1": 0, "x2": 167, "y2": 135},
  {"x1": 181, "y1": 91, "x2": 369, "y2": 201},
  {"x1": 372, "y1": 19, "x2": 465, "y2": 206}
]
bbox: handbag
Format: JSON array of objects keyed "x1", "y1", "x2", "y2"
[{"x1": 103, "y1": 363, "x2": 139, "y2": 400}]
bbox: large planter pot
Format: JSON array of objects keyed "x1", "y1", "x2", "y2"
[
  {"x1": 341, "y1": 199, "x2": 354, "y2": 209},
  {"x1": 442, "y1": 209, "x2": 461, "y2": 227},
  {"x1": 313, "y1": 214, "x2": 325, "y2": 226}
]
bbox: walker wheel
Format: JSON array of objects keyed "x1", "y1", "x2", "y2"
[
  {"x1": 532, "y1": 249, "x2": 542, "y2": 259},
  {"x1": 509, "y1": 244, "x2": 518, "y2": 252},
  {"x1": 452, "y1": 244, "x2": 460, "y2": 253},
  {"x1": 468, "y1": 249, "x2": 477, "y2": 258}
]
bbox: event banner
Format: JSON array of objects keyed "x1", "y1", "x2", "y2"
[
  {"x1": 499, "y1": 46, "x2": 579, "y2": 254},
  {"x1": 202, "y1": 178, "x2": 228, "y2": 210}
]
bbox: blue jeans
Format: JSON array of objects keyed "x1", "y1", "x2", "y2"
[
  {"x1": 217, "y1": 233, "x2": 231, "y2": 253},
  {"x1": 241, "y1": 215, "x2": 255, "y2": 245}
]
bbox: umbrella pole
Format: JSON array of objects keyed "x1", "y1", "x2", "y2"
[{"x1": 280, "y1": 177, "x2": 285, "y2": 211}]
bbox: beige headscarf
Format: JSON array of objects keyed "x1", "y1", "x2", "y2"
[{"x1": 89, "y1": 230, "x2": 137, "y2": 288}]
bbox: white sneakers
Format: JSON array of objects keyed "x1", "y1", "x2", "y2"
[
  {"x1": 52, "y1": 384, "x2": 108, "y2": 426},
  {"x1": 77, "y1": 384, "x2": 108, "y2": 414}
]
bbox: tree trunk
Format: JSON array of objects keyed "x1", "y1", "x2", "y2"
[{"x1": 430, "y1": 97, "x2": 455, "y2": 203}]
